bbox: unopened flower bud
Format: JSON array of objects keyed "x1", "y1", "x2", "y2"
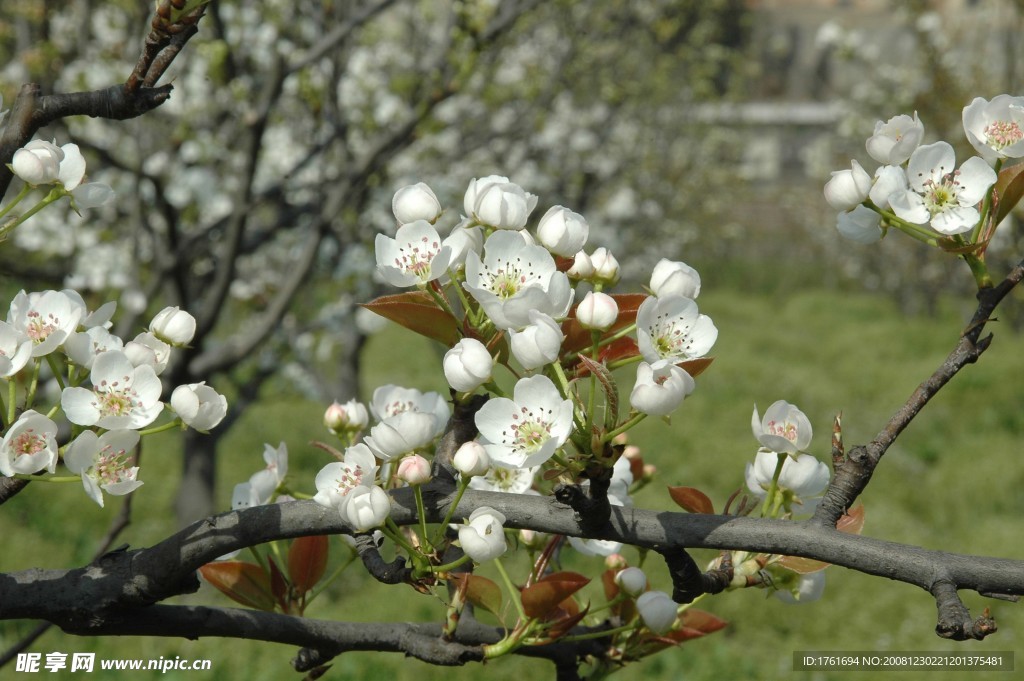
[
  {"x1": 567, "y1": 250, "x2": 595, "y2": 280},
  {"x1": 149, "y1": 306, "x2": 196, "y2": 347},
  {"x1": 615, "y1": 567, "x2": 648, "y2": 597},
  {"x1": 636, "y1": 590, "x2": 677, "y2": 634},
  {"x1": 537, "y1": 205, "x2": 589, "y2": 257},
  {"x1": 392, "y1": 182, "x2": 442, "y2": 225},
  {"x1": 397, "y1": 454, "x2": 432, "y2": 485},
  {"x1": 576, "y1": 291, "x2": 618, "y2": 331},
  {"x1": 590, "y1": 247, "x2": 620, "y2": 286},
  {"x1": 324, "y1": 399, "x2": 369, "y2": 433},
  {"x1": 604, "y1": 553, "x2": 628, "y2": 571},
  {"x1": 453, "y1": 441, "x2": 490, "y2": 477}
]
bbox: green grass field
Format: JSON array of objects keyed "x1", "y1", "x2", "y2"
[{"x1": 2, "y1": 284, "x2": 1023, "y2": 680}]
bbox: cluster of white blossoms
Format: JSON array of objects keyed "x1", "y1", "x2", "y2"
[
  {"x1": 825, "y1": 95, "x2": 1023, "y2": 242},
  {"x1": 0, "y1": 291, "x2": 227, "y2": 507}
]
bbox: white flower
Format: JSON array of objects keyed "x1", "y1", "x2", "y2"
[
  {"x1": 375, "y1": 220, "x2": 452, "y2": 287},
  {"x1": 7, "y1": 290, "x2": 83, "y2": 358},
  {"x1": 629, "y1": 360, "x2": 695, "y2": 416},
  {"x1": 824, "y1": 159, "x2": 872, "y2": 211},
  {"x1": 443, "y1": 338, "x2": 493, "y2": 392},
  {"x1": 453, "y1": 441, "x2": 491, "y2": 478},
  {"x1": 0, "y1": 410, "x2": 58, "y2": 477},
  {"x1": 615, "y1": 567, "x2": 647, "y2": 597},
  {"x1": 123, "y1": 332, "x2": 171, "y2": 375},
  {"x1": 313, "y1": 443, "x2": 379, "y2": 509},
  {"x1": 364, "y1": 411, "x2": 439, "y2": 460},
  {"x1": 396, "y1": 454, "x2": 432, "y2": 485},
  {"x1": 171, "y1": 382, "x2": 228, "y2": 431},
  {"x1": 247, "y1": 442, "x2": 289, "y2": 504},
  {"x1": 464, "y1": 230, "x2": 574, "y2": 330},
  {"x1": 468, "y1": 462, "x2": 536, "y2": 494},
  {"x1": 324, "y1": 399, "x2": 369, "y2": 433},
  {"x1": 650, "y1": 259, "x2": 701, "y2": 299},
  {"x1": 752, "y1": 400, "x2": 812, "y2": 454},
  {"x1": 746, "y1": 448, "x2": 829, "y2": 514},
  {"x1": 636, "y1": 590, "x2": 677, "y2": 634},
  {"x1": 11, "y1": 140, "x2": 64, "y2": 186},
  {"x1": 61, "y1": 350, "x2": 163, "y2": 429},
  {"x1": 63, "y1": 429, "x2": 142, "y2": 507},
  {"x1": 835, "y1": 205, "x2": 883, "y2": 244},
  {"x1": 150, "y1": 306, "x2": 196, "y2": 346},
  {"x1": 0, "y1": 321, "x2": 32, "y2": 377},
  {"x1": 57, "y1": 143, "x2": 87, "y2": 191},
  {"x1": 458, "y1": 506, "x2": 507, "y2": 562},
  {"x1": 576, "y1": 291, "x2": 618, "y2": 331},
  {"x1": 888, "y1": 141, "x2": 996, "y2": 235},
  {"x1": 508, "y1": 310, "x2": 564, "y2": 371},
  {"x1": 962, "y1": 95, "x2": 1024, "y2": 164},
  {"x1": 775, "y1": 571, "x2": 826, "y2": 604},
  {"x1": 369, "y1": 384, "x2": 449, "y2": 436},
  {"x1": 536, "y1": 206, "x2": 589, "y2": 256},
  {"x1": 868, "y1": 165, "x2": 907, "y2": 211},
  {"x1": 567, "y1": 250, "x2": 595, "y2": 280},
  {"x1": 64, "y1": 326, "x2": 124, "y2": 369},
  {"x1": 464, "y1": 175, "x2": 538, "y2": 230},
  {"x1": 338, "y1": 484, "x2": 391, "y2": 531},
  {"x1": 442, "y1": 221, "x2": 484, "y2": 270},
  {"x1": 475, "y1": 374, "x2": 574, "y2": 469},
  {"x1": 866, "y1": 112, "x2": 924, "y2": 165},
  {"x1": 589, "y1": 247, "x2": 620, "y2": 286},
  {"x1": 636, "y1": 295, "x2": 717, "y2": 363},
  {"x1": 392, "y1": 182, "x2": 442, "y2": 225}
]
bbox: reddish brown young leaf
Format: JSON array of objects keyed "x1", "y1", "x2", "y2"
[
  {"x1": 994, "y1": 160, "x2": 1024, "y2": 226},
  {"x1": 521, "y1": 571, "x2": 590, "y2": 620},
  {"x1": 268, "y1": 556, "x2": 290, "y2": 613},
  {"x1": 680, "y1": 608, "x2": 728, "y2": 634},
  {"x1": 667, "y1": 486, "x2": 715, "y2": 514},
  {"x1": 448, "y1": 573, "x2": 503, "y2": 616},
  {"x1": 198, "y1": 561, "x2": 276, "y2": 612},
  {"x1": 679, "y1": 356, "x2": 714, "y2": 378},
  {"x1": 288, "y1": 534, "x2": 329, "y2": 594},
  {"x1": 360, "y1": 291, "x2": 460, "y2": 346},
  {"x1": 577, "y1": 355, "x2": 619, "y2": 427}
]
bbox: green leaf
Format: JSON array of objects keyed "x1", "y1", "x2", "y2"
[{"x1": 360, "y1": 291, "x2": 460, "y2": 346}]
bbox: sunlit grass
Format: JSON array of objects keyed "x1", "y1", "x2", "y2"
[{"x1": 2, "y1": 286, "x2": 1022, "y2": 680}]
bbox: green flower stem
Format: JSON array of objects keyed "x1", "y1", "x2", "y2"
[
  {"x1": 0, "y1": 381, "x2": 9, "y2": 429},
  {"x1": 247, "y1": 545, "x2": 268, "y2": 572},
  {"x1": 413, "y1": 484, "x2": 434, "y2": 553},
  {"x1": 866, "y1": 202, "x2": 941, "y2": 246},
  {"x1": 289, "y1": 490, "x2": 314, "y2": 500},
  {"x1": 548, "y1": 361, "x2": 587, "y2": 433},
  {"x1": 13, "y1": 474, "x2": 80, "y2": 483},
  {"x1": 494, "y1": 557, "x2": 527, "y2": 622},
  {"x1": 585, "y1": 330, "x2": 601, "y2": 440},
  {"x1": 44, "y1": 354, "x2": 66, "y2": 392},
  {"x1": 559, "y1": 620, "x2": 636, "y2": 643},
  {"x1": 434, "y1": 478, "x2": 471, "y2": 546},
  {"x1": 483, "y1": 620, "x2": 540, "y2": 659},
  {"x1": 759, "y1": 452, "x2": 787, "y2": 519},
  {"x1": 607, "y1": 354, "x2": 643, "y2": 372},
  {"x1": 425, "y1": 281, "x2": 457, "y2": 320},
  {"x1": 971, "y1": 159, "x2": 1002, "y2": 244},
  {"x1": 308, "y1": 547, "x2": 359, "y2": 602},
  {"x1": 24, "y1": 360, "x2": 42, "y2": 412},
  {"x1": 963, "y1": 253, "x2": 993, "y2": 289},
  {"x1": 137, "y1": 418, "x2": 183, "y2": 437},
  {"x1": 482, "y1": 379, "x2": 510, "y2": 399},
  {"x1": 0, "y1": 188, "x2": 65, "y2": 239},
  {"x1": 603, "y1": 412, "x2": 647, "y2": 444},
  {"x1": 429, "y1": 553, "x2": 472, "y2": 574},
  {"x1": 0, "y1": 183, "x2": 33, "y2": 220},
  {"x1": 383, "y1": 517, "x2": 422, "y2": 557}
]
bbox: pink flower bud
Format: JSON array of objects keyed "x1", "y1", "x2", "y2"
[
  {"x1": 396, "y1": 454, "x2": 432, "y2": 485},
  {"x1": 453, "y1": 441, "x2": 490, "y2": 477}
]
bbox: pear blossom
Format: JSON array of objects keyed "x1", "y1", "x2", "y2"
[
  {"x1": 245, "y1": 442, "x2": 289, "y2": 504},
  {"x1": 61, "y1": 350, "x2": 163, "y2": 429},
  {"x1": 615, "y1": 567, "x2": 648, "y2": 597},
  {"x1": 468, "y1": 461, "x2": 536, "y2": 493},
  {"x1": 464, "y1": 175, "x2": 537, "y2": 230},
  {"x1": 589, "y1": 247, "x2": 620, "y2": 286},
  {"x1": 149, "y1": 306, "x2": 197, "y2": 346},
  {"x1": 0, "y1": 321, "x2": 32, "y2": 377},
  {"x1": 338, "y1": 484, "x2": 391, "y2": 531},
  {"x1": 866, "y1": 112, "x2": 924, "y2": 165},
  {"x1": 629, "y1": 360, "x2": 695, "y2": 416},
  {"x1": 636, "y1": 295, "x2": 717, "y2": 363},
  {"x1": 453, "y1": 441, "x2": 491, "y2": 478},
  {"x1": 962, "y1": 95, "x2": 1024, "y2": 164},
  {"x1": 313, "y1": 443, "x2": 379, "y2": 509},
  {"x1": 458, "y1": 506, "x2": 507, "y2": 562},
  {"x1": 508, "y1": 310, "x2": 564, "y2": 371},
  {"x1": 567, "y1": 250, "x2": 595, "y2": 280},
  {"x1": 752, "y1": 400, "x2": 812, "y2": 454},
  {"x1": 364, "y1": 411, "x2": 439, "y2": 460},
  {"x1": 11, "y1": 140, "x2": 64, "y2": 186},
  {"x1": 836, "y1": 205, "x2": 883, "y2": 244},
  {"x1": 442, "y1": 221, "x2": 484, "y2": 270},
  {"x1": 464, "y1": 230, "x2": 574, "y2": 330},
  {"x1": 370, "y1": 384, "x2": 449, "y2": 436},
  {"x1": 888, "y1": 141, "x2": 996, "y2": 235},
  {"x1": 824, "y1": 159, "x2": 872, "y2": 211},
  {"x1": 56, "y1": 143, "x2": 87, "y2": 191},
  {"x1": 171, "y1": 382, "x2": 228, "y2": 431},
  {"x1": 746, "y1": 448, "x2": 829, "y2": 514},
  {"x1": 123, "y1": 332, "x2": 171, "y2": 374},
  {"x1": 7, "y1": 290, "x2": 83, "y2": 358},
  {"x1": 375, "y1": 220, "x2": 452, "y2": 287},
  {"x1": 775, "y1": 571, "x2": 826, "y2": 604},
  {"x1": 636, "y1": 590, "x2": 678, "y2": 634},
  {"x1": 576, "y1": 291, "x2": 618, "y2": 331},
  {"x1": 324, "y1": 399, "x2": 369, "y2": 433},
  {"x1": 63, "y1": 292, "x2": 115, "y2": 329},
  {"x1": 64, "y1": 326, "x2": 124, "y2": 369},
  {"x1": 0, "y1": 411, "x2": 58, "y2": 477},
  {"x1": 396, "y1": 454, "x2": 432, "y2": 485},
  {"x1": 475, "y1": 374, "x2": 574, "y2": 468},
  {"x1": 63, "y1": 429, "x2": 142, "y2": 507},
  {"x1": 536, "y1": 205, "x2": 589, "y2": 256},
  {"x1": 392, "y1": 182, "x2": 442, "y2": 225},
  {"x1": 650, "y1": 259, "x2": 701, "y2": 299},
  {"x1": 443, "y1": 338, "x2": 493, "y2": 392}
]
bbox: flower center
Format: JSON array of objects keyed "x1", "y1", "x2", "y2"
[
  {"x1": 26, "y1": 311, "x2": 59, "y2": 343},
  {"x1": 335, "y1": 464, "x2": 366, "y2": 495},
  {"x1": 501, "y1": 406, "x2": 553, "y2": 454},
  {"x1": 94, "y1": 375, "x2": 140, "y2": 417},
  {"x1": 489, "y1": 268, "x2": 524, "y2": 300},
  {"x1": 984, "y1": 120, "x2": 1023, "y2": 151},
  {"x1": 922, "y1": 172, "x2": 962, "y2": 216},
  {"x1": 767, "y1": 419, "x2": 798, "y2": 443},
  {"x1": 649, "y1": 316, "x2": 694, "y2": 359},
  {"x1": 394, "y1": 236, "x2": 441, "y2": 282},
  {"x1": 93, "y1": 445, "x2": 134, "y2": 485},
  {"x1": 11, "y1": 429, "x2": 46, "y2": 457}
]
